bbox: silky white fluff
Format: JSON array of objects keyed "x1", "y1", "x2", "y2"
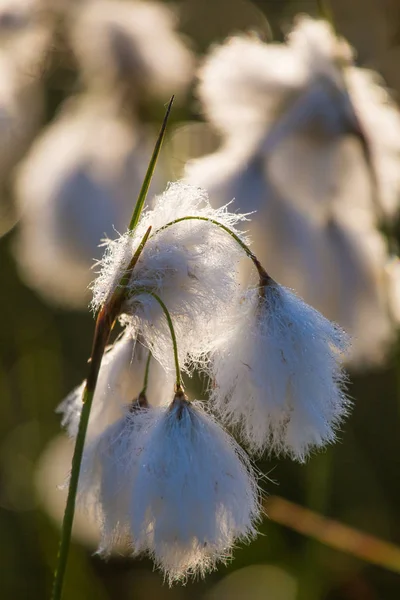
[
  {"x1": 14, "y1": 95, "x2": 158, "y2": 308},
  {"x1": 209, "y1": 282, "x2": 350, "y2": 461},
  {"x1": 68, "y1": 0, "x2": 194, "y2": 100},
  {"x1": 129, "y1": 397, "x2": 261, "y2": 583},
  {"x1": 58, "y1": 333, "x2": 174, "y2": 441},
  {"x1": 91, "y1": 181, "x2": 247, "y2": 372}
]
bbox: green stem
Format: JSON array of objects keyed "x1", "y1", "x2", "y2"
[
  {"x1": 51, "y1": 311, "x2": 112, "y2": 600},
  {"x1": 52, "y1": 228, "x2": 153, "y2": 599},
  {"x1": 154, "y1": 216, "x2": 273, "y2": 284},
  {"x1": 115, "y1": 226, "x2": 152, "y2": 299},
  {"x1": 134, "y1": 289, "x2": 182, "y2": 391},
  {"x1": 140, "y1": 350, "x2": 152, "y2": 396},
  {"x1": 128, "y1": 97, "x2": 174, "y2": 232}
]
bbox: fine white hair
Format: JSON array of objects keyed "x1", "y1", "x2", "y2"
[
  {"x1": 129, "y1": 397, "x2": 261, "y2": 583},
  {"x1": 91, "y1": 181, "x2": 248, "y2": 372},
  {"x1": 209, "y1": 282, "x2": 350, "y2": 461}
]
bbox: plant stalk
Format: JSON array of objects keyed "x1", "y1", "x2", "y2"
[
  {"x1": 154, "y1": 215, "x2": 273, "y2": 285},
  {"x1": 51, "y1": 309, "x2": 112, "y2": 600},
  {"x1": 128, "y1": 96, "x2": 174, "y2": 231},
  {"x1": 52, "y1": 228, "x2": 152, "y2": 599},
  {"x1": 133, "y1": 289, "x2": 182, "y2": 391}
]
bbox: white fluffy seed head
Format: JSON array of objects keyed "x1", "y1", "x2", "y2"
[
  {"x1": 129, "y1": 395, "x2": 261, "y2": 583},
  {"x1": 196, "y1": 17, "x2": 354, "y2": 143},
  {"x1": 209, "y1": 282, "x2": 351, "y2": 462},
  {"x1": 345, "y1": 66, "x2": 400, "y2": 218},
  {"x1": 91, "y1": 181, "x2": 248, "y2": 372},
  {"x1": 58, "y1": 333, "x2": 174, "y2": 440}
]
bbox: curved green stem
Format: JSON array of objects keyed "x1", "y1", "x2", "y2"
[
  {"x1": 128, "y1": 97, "x2": 174, "y2": 232},
  {"x1": 140, "y1": 350, "x2": 152, "y2": 396},
  {"x1": 133, "y1": 289, "x2": 182, "y2": 391},
  {"x1": 154, "y1": 216, "x2": 273, "y2": 285}
]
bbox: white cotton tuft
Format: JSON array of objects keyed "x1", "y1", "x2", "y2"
[
  {"x1": 58, "y1": 333, "x2": 174, "y2": 441},
  {"x1": 91, "y1": 181, "x2": 248, "y2": 372},
  {"x1": 209, "y1": 282, "x2": 350, "y2": 462},
  {"x1": 68, "y1": 0, "x2": 194, "y2": 101},
  {"x1": 129, "y1": 395, "x2": 261, "y2": 583}
]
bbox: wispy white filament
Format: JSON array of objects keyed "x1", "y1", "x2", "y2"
[
  {"x1": 76, "y1": 397, "x2": 261, "y2": 581},
  {"x1": 210, "y1": 282, "x2": 350, "y2": 461}
]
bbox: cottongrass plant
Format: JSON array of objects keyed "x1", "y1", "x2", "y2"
[{"x1": 53, "y1": 100, "x2": 350, "y2": 598}]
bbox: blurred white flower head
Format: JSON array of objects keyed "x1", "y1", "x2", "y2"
[
  {"x1": 69, "y1": 0, "x2": 194, "y2": 100},
  {"x1": 186, "y1": 16, "x2": 400, "y2": 366},
  {"x1": 14, "y1": 95, "x2": 159, "y2": 308}
]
